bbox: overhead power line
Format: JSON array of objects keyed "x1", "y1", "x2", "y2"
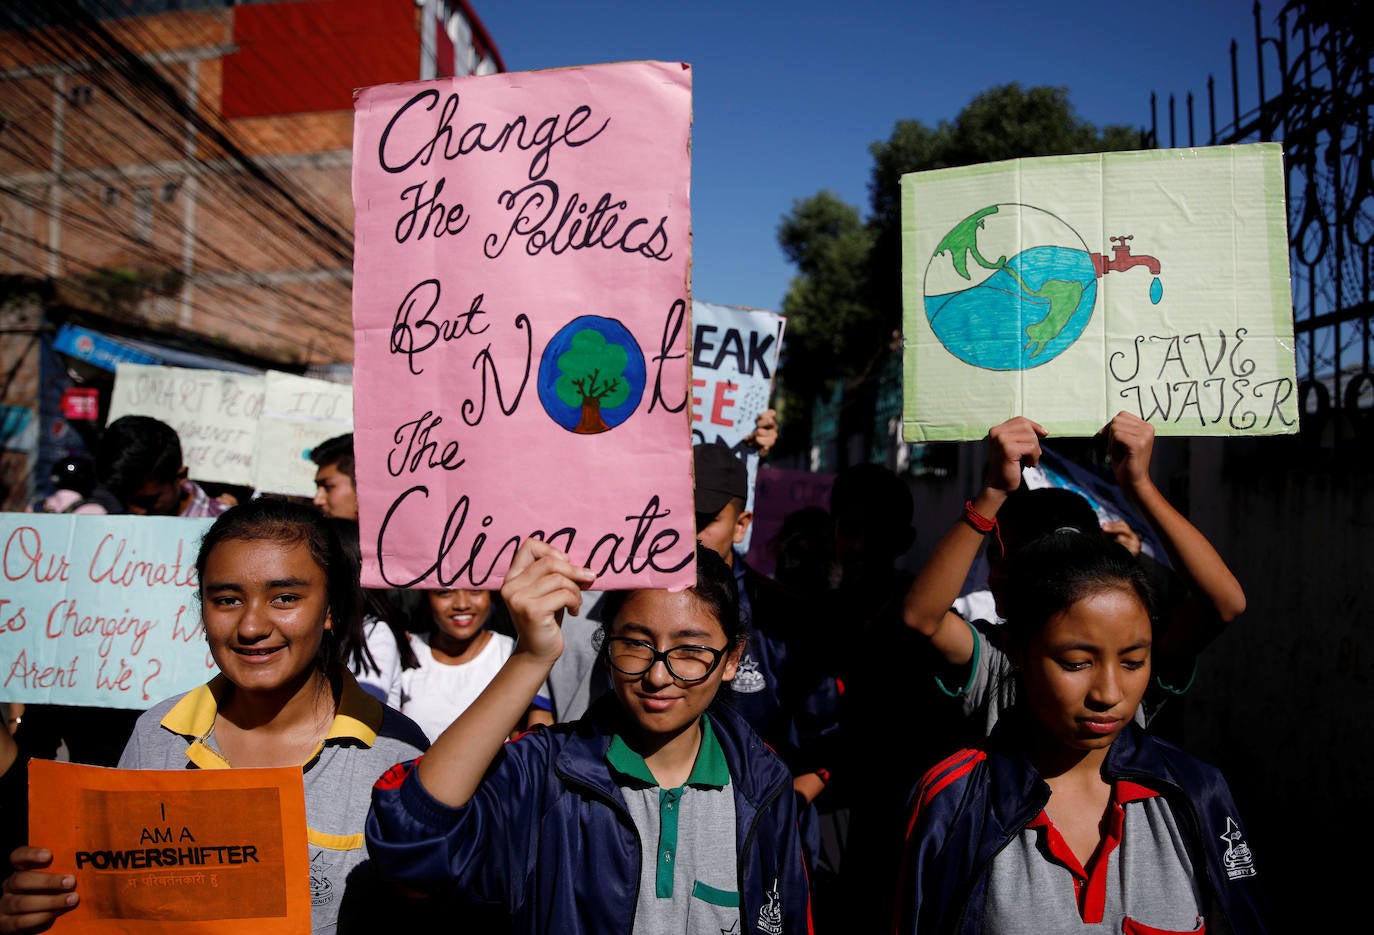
[
  {"x1": 0, "y1": 0, "x2": 368, "y2": 354},
  {"x1": 1, "y1": 1, "x2": 356, "y2": 266}
]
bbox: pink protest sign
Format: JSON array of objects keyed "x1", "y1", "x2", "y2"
[{"x1": 351, "y1": 62, "x2": 695, "y2": 590}]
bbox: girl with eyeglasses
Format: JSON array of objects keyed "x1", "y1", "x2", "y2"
[{"x1": 366, "y1": 540, "x2": 812, "y2": 934}]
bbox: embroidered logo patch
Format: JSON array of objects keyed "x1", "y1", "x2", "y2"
[
  {"x1": 730, "y1": 650, "x2": 766, "y2": 694},
  {"x1": 309, "y1": 849, "x2": 335, "y2": 905},
  {"x1": 756, "y1": 878, "x2": 783, "y2": 934},
  {"x1": 1219, "y1": 817, "x2": 1256, "y2": 880}
]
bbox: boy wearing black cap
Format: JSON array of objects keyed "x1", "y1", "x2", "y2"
[{"x1": 693, "y1": 440, "x2": 754, "y2": 561}]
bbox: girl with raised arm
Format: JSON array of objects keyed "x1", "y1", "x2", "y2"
[
  {"x1": 366, "y1": 540, "x2": 812, "y2": 934},
  {"x1": 903, "y1": 413, "x2": 1247, "y2": 738}
]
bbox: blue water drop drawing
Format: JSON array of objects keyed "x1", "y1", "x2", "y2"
[{"x1": 1149, "y1": 277, "x2": 1163, "y2": 304}]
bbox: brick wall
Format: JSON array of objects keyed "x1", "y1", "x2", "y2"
[{"x1": 0, "y1": 3, "x2": 373, "y2": 369}]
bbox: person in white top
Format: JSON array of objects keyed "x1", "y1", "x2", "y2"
[
  {"x1": 329, "y1": 518, "x2": 417, "y2": 710},
  {"x1": 401, "y1": 589, "x2": 553, "y2": 744}
]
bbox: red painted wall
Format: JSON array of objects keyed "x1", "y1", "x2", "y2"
[{"x1": 221, "y1": 0, "x2": 418, "y2": 118}]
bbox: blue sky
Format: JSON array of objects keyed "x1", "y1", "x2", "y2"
[{"x1": 475, "y1": 1, "x2": 1271, "y2": 312}]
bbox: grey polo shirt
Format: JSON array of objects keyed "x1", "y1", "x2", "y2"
[
  {"x1": 984, "y1": 780, "x2": 1206, "y2": 933},
  {"x1": 606, "y1": 714, "x2": 741, "y2": 935}
]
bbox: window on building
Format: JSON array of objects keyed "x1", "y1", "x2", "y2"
[
  {"x1": 101, "y1": 186, "x2": 119, "y2": 207},
  {"x1": 160, "y1": 181, "x2": 180, "y2": 203},
  {"x1": 67, "y1": 85, "x2": 94, "y2": 106},
  {"x1": 133, "y1": 187, "x2": 153, "y2": 241}
]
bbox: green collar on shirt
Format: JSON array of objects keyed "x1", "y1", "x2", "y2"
[{"x1": 605, "y1": 713, "x2": 729, "y2": 789}]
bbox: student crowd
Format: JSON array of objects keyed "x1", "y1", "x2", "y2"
[{"x1": 0, "y1": 407, "x2": 1269, "y2": 934}]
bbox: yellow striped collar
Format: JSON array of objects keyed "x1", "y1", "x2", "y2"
[{"x1": 162, "y1": 671, "x2": 383, "y2": 771}]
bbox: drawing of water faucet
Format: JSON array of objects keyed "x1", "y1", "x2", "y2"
[{"x1": 1090, "y1": 234, "x2": 1161, "y2": 276}]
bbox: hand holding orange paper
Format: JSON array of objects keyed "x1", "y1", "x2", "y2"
[{"x1": 26, "y1": 759, "x2": 310, "y2": 934}]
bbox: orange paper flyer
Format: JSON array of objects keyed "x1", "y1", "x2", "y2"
[{"x1": 28, "y1": 759, "x2": 311, "y2": 934}]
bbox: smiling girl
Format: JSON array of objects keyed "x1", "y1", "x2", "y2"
[
  {"x1": 400, "y1": 587, "x2": 552, "y2": 743},
  {"x1": 365, "y1": 540, "x2": 812, "y2": 934},
  {"x1": 0, "y1": 499, "x2": 429, "y2": 934},
  {"x1": 897, "y1": 532, "x2": 1267, "y2": 934}
]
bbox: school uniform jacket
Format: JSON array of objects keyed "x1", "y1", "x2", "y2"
[
  {"x1": 896, "y1": 719, "x2": 1268, "y2": 935},
  {"x1": 365, "y1": 695, "x2": 812, "y2": 935}
]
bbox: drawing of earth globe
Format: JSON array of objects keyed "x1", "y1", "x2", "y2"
[
  {"x1": 536, "y1": 315, "x2": 647, "y2": 434},
  {"x1": 923, "y1": 204, "x2": 1098, "y2": 370}
]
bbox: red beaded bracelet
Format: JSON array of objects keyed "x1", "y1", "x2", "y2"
[{"x1": 963, "y1": 500, "x2": 1004, "y2": 556}]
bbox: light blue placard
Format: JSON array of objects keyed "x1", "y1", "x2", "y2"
[
  {"x1": 690, "y1": 300, "x2": 784, "y2": 450},
  {"x1": 1, "y1": 514, "x2": 218, "y2": 710}
]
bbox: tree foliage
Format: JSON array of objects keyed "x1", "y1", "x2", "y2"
[
  {"x1": 776, "y1": 84, "x2": 1144, "y2": 428},
  {"x1": 777, "y1": 191, "x2": 877, "y2": 396},
  {"x1": 555, "y1": 328, "x2": 629, "y2": 408}
]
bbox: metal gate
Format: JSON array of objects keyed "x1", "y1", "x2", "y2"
[{"x1": 1147, "y1": 2, "x2": 1372, "y2": 455}]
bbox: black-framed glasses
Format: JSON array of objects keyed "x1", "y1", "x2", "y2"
[{"x1": 606, "y1": 637, "x2": 728, "y2": 683}]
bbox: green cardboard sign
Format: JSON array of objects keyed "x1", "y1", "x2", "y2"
[{"x1": 901, "y1": 143, "x2": 1297, "y2": 442}]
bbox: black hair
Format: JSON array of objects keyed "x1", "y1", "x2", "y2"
[
  {"x1": 829, "y1": 462, "x2": 916, "y2": 558},
  {"x1": 412, "y1": 586, "x2": 513, "y2": 640},
  {"x1": 50, "y1": 454, "x2": 97, "y2": 497},
  {"x1": 769, "y1": 505, "x2": 835, "y2": 595},
  {"x1": 327, "y1": 518, "x2": 420, "y2": 673},
  {"x1": 310, "y1": 433, "x2": 355, "y2": 483},
  {"x1": 195, "y1": 497, "x2": 357, "y2": 679},
  {"x1": 597, "y1": 544, "x2": 743, "y2": 646},
  {"x1": 999, "y1": 530, "x2": 1156, "y2": 651},
  {"x1": 98, "y1": 415, "x2": 182, "y2": 502},
  {"x1": 990, "y1": 486, "x2": 1102, "y2": 564}
]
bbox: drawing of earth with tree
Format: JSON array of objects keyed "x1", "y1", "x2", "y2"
[{"x1": 537, "y1": 315, "x2": 647, "y2": 434}]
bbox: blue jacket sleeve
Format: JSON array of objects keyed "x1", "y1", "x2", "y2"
[
  {"x1": 1170, "y1": 753, "x2": 1270, "y2": 934},
  {"x1": 365, "y1": 729, "x2": 556, "y2": 910},
  {"x1": 896, "y1": 751, "x2": 984, "y2": 934},
  {"x1": 779, "y1": 784, "x2": 817, "y2": 934}
]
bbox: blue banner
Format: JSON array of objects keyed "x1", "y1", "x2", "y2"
[{"x1": 52, "y1": 323, "x2": 159, "y2": 373}]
